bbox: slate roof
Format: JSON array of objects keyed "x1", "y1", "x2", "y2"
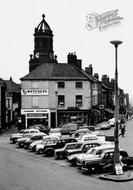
[
  {"x1": 5, "y1": 80, "x2": 21, "y2": 93},
  {"x1": 21, "y1": 63, "x2": 92, "y2": 81}
]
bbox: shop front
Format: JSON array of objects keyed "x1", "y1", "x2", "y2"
[
  {"x1": 58, "y1": 108, "x2": 90, "y2": 127},
  {"x1": 21, "y1": 109, "x2": 50, "y2": 129}
]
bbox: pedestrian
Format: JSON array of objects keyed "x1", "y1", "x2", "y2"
[{"x1": 121, "y1": 125, "x2": 126, "y2": 137}]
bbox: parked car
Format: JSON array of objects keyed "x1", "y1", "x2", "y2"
[
  {"x1": 71, "y1": 128, "x2": 91, "y2": 141},
  {"x1": 42, "y1": 137, "x2": 77, "y2": 157},
  {"x1": 78, "y1": 134, "x2": 100, "y2": 143},
  {"x1": 67, "y1": 142, "x2": 101, "y2": 165},
  {"x1": 76, "y1": 144, "x2": 114, "y2": 167},
  {"x1": 79, "y1": 125, "x2": 95, "y2": 132},
  {"x1": 35, "y1": 136, "x2": 60, "y2": 154},
  {"x1": 24, "y1": 133, "x2": 47, "y2": 149},
  {"x1": 49, "y1": 128, "x2": 62, "y2": 138},
  {"x1": 91, "y1": 131, "x2": 105, "y2": 142},
  {"x1": 81, "y1": 149, "x2": 133, "y2": 173},
  {"x1": 16, "y1": 136, "x2": 30, "y2": 148},
  {"x1": 29, "y1": 138, "x2": 44, "y2": 152},
  {"x1": 60, "y1": 123, "x2": 78, "y2": 135},
  {"x1": 99, "y1": 121, "x2": 111, "y2": 130},
  {"x1": 54, "y1": 142, "x2": 83, "y2": 159},
  {"x1": 108, "y1": 118, "x2": 115, "y2": 127},
  {"x1": 9, "y1": 129, "x2": 40, "y2": 144},
  {"x1": 30, "y1": 124, "x2": 50, "y2": 134}
]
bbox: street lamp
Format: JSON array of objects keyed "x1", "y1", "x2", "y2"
[
  {"x1": 110, "y1": 40, "x2": 122, "y2": 174},
  {"x1": 55, "y1": 82, "x2": 58, "y2": 128}
]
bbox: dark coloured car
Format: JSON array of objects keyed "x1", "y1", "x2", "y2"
[
  {"x1": 43, "y1": 137, "x2": 77, "y2": 156},
  {"x1": 24, "y1": 133, "x2": 47, "y2": 149},
  {"x1": 60, "y1": 123, "x2": 78, "y2": 135},
  {"x1": 81, "y1": 149, "x2": 133, "y2": 173}
]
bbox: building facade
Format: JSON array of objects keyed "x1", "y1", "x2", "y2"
[{"x1": 20, "y1": 15, "x2": 93, "y2": 129}]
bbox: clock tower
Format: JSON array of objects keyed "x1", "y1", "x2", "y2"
[{"x1": 29, "y1": 14, "x2": 57, "y2": 72}]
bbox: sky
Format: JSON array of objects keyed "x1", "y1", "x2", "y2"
[{"x1": 0, "y1": 0, "x2": 133, "y2": 102}]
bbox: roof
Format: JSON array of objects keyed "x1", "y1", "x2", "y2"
[
  {"x1": 35, "y1": 14, "x2": 52, "y2": 33},
  {"x1": 5, "y1": 79, "x2": 21, "y2": 93},
  {"x1": 21, "y1": 63, "x2": 91, "y2": 81}
]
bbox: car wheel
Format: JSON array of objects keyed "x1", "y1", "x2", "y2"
[
  {"x1": 38, "y1": 149, "x2": 44, "y2": 154},
  {"x1": 45, "y1": 149, "x2": 54, "y2": 157},
  {"x1": 19, "y1": 142, "x2": 24, "y2": 147},
  {"x1": 55, "y1": 154, "x2": 60, "y2": 160}
]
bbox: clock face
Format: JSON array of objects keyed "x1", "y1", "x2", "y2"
[
  {"x1": 35, "y1": 53, "x2": 39, "y2": 58},
  {"x1": 49, "y1": 52, "x2": 53, "y2": 59}
]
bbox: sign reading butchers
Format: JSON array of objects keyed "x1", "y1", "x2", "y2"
[{"x1": 21, "y1": 89, "x2": 49, "y2": 96}]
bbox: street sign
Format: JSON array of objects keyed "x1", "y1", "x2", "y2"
[{"x1": 115, "y1": 163, "x2": 123, "y2": 175}]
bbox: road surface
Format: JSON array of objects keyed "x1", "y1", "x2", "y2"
[{"x1": 0, "y1": 120, "x2": 133, "y2": 190}]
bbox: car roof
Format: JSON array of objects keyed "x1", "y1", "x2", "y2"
[
  {"x1": 90, "y1": 144, "x2": 114, "y2": 150},
  {"x1": 24, "y1": 129, "x2": 39, "y2": 132},
  {"x1": 75, "y1": 128, "x2": 90, "y2": 133},
  {"x1": 102, "y1": 148, "x2": 125, "y2": 154},
  {"x1": 81, "y1": 134, "x2": 97, "y2": 138},
  {"x1": 59, "y1": 137, "x2": 76, "y2": 140},
  {"x1": 65, "y1": 142, "x2": 83, "y2": 146},
  {"x1": 30, "y1": 133, "x2": 46, "y2": 137}
]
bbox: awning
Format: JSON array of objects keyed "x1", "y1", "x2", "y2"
[{"x1": 104, "y1": 108, "x2": 114, "y2": 114}]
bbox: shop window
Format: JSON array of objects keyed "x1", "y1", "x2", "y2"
[
  {"x1": 32, "y1": 97, "x2": 38, "y2": 107},
  {"x1": 75, "y1": 82, "x2": 82, "y2": 89},
  {"x1": 76, "y1": 95, "x2": 82, "y2": 107},
  {"x1": 58, "y1": 82, "x2": 65, "y2": 88},
  {"x1": 58, "y1": 95, "x2": 65, "y2": 107}
]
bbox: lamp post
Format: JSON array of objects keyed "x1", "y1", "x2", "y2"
[
  {"x1": 55, "y1": 82, "x2": 58, "y2": 128},
  {"x1": 110, "y1": 40, "x2": 122, "y2": 174}
]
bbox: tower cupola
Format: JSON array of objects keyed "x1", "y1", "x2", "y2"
[
  {"x1": 29, "y1": 14, "x2": 57, "y2": 72},
  {"x1": 34, "y1": 14, "x2": 54, "y2": 63}
]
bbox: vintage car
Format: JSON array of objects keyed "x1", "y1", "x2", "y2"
[
  {"x1": 98, "y1": 122, "x2": 111, "y2": 130},
  {"x1": 35, "y1": 136, "x2": 60, "y2": 154},
  {"x1": 71, "y1": 128, "x2": 91, "y2": 141},
  {"x1": 54, "y1": 142, "x2": 83, "y2": 159},
  {"x1": 43, "y1": 137, "x2": 77, "y2": 156},
  {"x1": 24, "y1": 133, "x2": 47, "y2": 149},
  {"x1": 9, "y1": 129, "x2": 40, "y2": 144},
  {"x1": 67, "y1": 142, "x2": 101, "y2": 165},
  {"x1": 49, "y1": 128, "x2": 62, "y2": 138},
  {"x1": 76, "y1": 144, "x2": 114, "y2": 167},
  {"x1": 60, "y1": 123, "x2": 78, "y2": 135},
  {"x1": 81, "y1": 149, "x2": 133, "y2": 173},
  {"x1": 78, "y1": 134, "x2": 101, "y2": 143}
]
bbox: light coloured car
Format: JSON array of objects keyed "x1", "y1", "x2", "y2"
[
  {"x1": 78, "y1": 134, "x2": 100, "y2": 143},
  {"x1": 67, "y1": 142, "x2": 101, "y2": 165},
  {"x1": 54, "y1": 142, "x2": 83, "y2": 159},
  {"x1": 24, "y1": 133, "x2": 47, "y2": 149},
  {"x1": 35, "y1": 136, "x2": 59, "y2": 154},
  {"x1": 99, "y1": 121, "x2": 111, "y2": 130},
  {"x1": 49, "y1": 128, "x2": 62, "y2": 138},
  {"x1": 76, "y1": 144, "x2": 114, "y2": 167},
  {"x1": 91, "y1": 131, "x2": 105, "y2": 142},
  {"x1": 10, "y1": 129, "x2": 40, "y2": 143},
  {"x1": 71, "y1": 128, "x2": 91, "y2": 141},
  {"x1": 108, "y1": 118, "x2": 115, "y2": 127}
]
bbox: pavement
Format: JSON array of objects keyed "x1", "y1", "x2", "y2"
[{"x1": 100, "y1": 172, "x2": 133, "y2": 182}]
